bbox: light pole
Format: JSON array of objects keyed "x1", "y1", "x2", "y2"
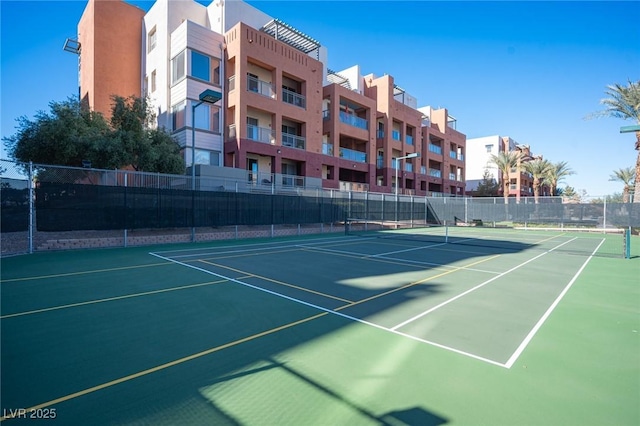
[
  {"x1": 393, "y1": 152, "x2": 419, "y2": 225},
  {"x1": 190, "y1": 89, "x2": 221, "y2": 241},
  {"x1": 394, "y1": 152, "x2": 419, "y2": 197},
  {"x1": 191, "y1": 89, "x2": 222, "y2": 188}
]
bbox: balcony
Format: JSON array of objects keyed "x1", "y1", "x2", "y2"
[
  {"x1": 428, "y1": 144, "x2": 442, "y2": 155},
  {"x1": 392, "y1": 130, "x2": 401, "y2": 141},
  {"x1": 376, "y1": 158, "x2": 384, "y2": 168},
  {"x1": 458, "y1": 153, "x2": 464, "y2": 161},
  {"x1": 282, "y1": 133, "x2": 305, "y2": 150},
  {"x1": 228, "y1": 75, "x2": 236, "y2": 91},
  {"x1": 405, "y1": 163, "x2": 413, "y2": 172},
  {"x1": 449, "y1": 173, "x2": 456, "y2": 180},
  {"x1": 322, "y1": 143, "x2": 334, "y2": 156},
  {"x1": 322, "y1": 110, "x2": 330, "y2": 120},
  {"x1": 339, "y1": 147, "x2": 367, "y2": 163},
  {"x1": 429, "y1": 169, "x2": 442, "y2": 178},
  {"x1": 421, "y1": 166, "x2": 426, "y2": 174},
  {"x1": 377, "y1": 130, "x2": 384, "y2": 139},
  {"x1": 282, "y1": 174, "x2": 305, "y2": 187},
  {"x1": 247, "y1": 75, "x2": 275, "y2": 98},
  {"x1": 339, "y1": 112, "x2": 368, "y2": 130},
  {"x1": 406, "y1": 135, "x2": 414, "y2": 145},
  {"x1": 282, "y1": 88, "x2": 305, "y2": 108},
  {"x1": 449, "y1": 151, "x2": 457, "y2": 159},
  {"x1": 246, "y1": 124, "x2": 274, "y2": 144}
]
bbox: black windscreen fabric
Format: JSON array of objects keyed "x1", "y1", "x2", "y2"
[{"x1": 0, "y1": 187, "x2": 29, "y2": 232}]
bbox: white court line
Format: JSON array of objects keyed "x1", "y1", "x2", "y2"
[
  {"x1": 504, "y1": 238, "x2": 605, "y2": 368},
  {"x1": 149, "y1": 251, "x2": 506, "y2": 367},
  {"x1": 298, "y1": 244, "x2": 500, "y2": 275},
  {"x1": 390, "y1": 237, "x2": 578, "y2": 331},
  {"x1": 153, "y1": 235, "x2": 360, "y2": 257}
]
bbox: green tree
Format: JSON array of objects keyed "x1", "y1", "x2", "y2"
[
  {"x1": 523, "y1": 157, "x2": 553, "y2": 203},
  {"x1": 489, "y1": 151, "x2": 522, "y2": 204},
  {"x1": 609, "y1": 167, "x2": 636, "y2": 203},
  {"x1": 3, "y1": 95, "x2": 185, "y2": 174},
  {"x1": 3, "y1": 98, "x2": 112, "y2": 168},
  {"x1": 545, "y1": 161, "x2": 575, "y2": 196},
  {"x1": 474, "y1": 169, "x2": 500, "y2": 196},
  {"x1": 591, "y1": 80, "x2": 640, "y2": 203}
]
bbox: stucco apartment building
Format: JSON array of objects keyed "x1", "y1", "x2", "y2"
[
  {"x1": 73, "y1": 0, "x2": 466, "y2": 196},
  {"x1": 466, "y1": 135, "x2": 548, "y2": 198}
]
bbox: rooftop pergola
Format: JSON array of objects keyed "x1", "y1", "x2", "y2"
[{"x1": 260, "y1": 19, "x2": 321, "y2": 59}]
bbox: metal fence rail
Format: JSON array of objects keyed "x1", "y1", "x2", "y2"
[{"x1": 1, "y1": 159, "x2": 638, "y2": 256}]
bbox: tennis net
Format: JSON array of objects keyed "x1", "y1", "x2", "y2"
[{"x1": 345, "y1": 219, "x2": 632, "y2": 259}]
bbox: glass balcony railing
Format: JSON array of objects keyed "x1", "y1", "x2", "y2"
[
  {"x1": 458, "y1": 153, "x2": 464, "y2": 161},
  {"x1": 322, "y1": 110, "x2": 330, "y2": 120},
  {"x1": 392, "y1": 130, "x2": 401, "y2": 141},
  {"x1": 322, "y1": 143, "x2": 334, "y2": 156},
  {"x1": 429, "y1": 169, "x2": 442, "y2": 178},
  {"x1": 406, "y1": 135, "x2": 414, "y2": 145},
  {"x1": 282, "y1": 133, "x2": 305, "y2": 150},
  {"x1": 339, "y1": 147, "x2": 367, "y2": 163},
  {"x1": 247, "y1": 75, "x2": 275, "y2": 98},
  {"x1": 339, "y1": 112, "x2": 368, "y2": 130},
  {"x1": 449, "y1": 173, "x2": 456, "y2": 180},
  {"x1": 246, "y1": 124, "x2": 274, "y2": 144},
  {"x1": 405, "y1": 163, "x2": 413, "y2": 172},
  {"x1": 282, "y1": 88, "x2": 305, "y2": 108},
  {"x1": 421, "y1": 166, "x2": 427, "y2": 174},
  {"x1": 450, "y1": 151, "x2": 457, "y2": 159},
  {"x1": 377, "y1": 158, "x2": 384, "y2": 168},
  {"x1": 228, "y1": 75, "x2": 236, "y2": 91},
  {"x1": 428, "y1": 144, "x2": 442, "y2": 155},
  {"x1": 282, "y1": 174, "x2": 305, "y2": 187},
  {"x1": 377, "y1": 130, "x2": 384, "y2": 139}
]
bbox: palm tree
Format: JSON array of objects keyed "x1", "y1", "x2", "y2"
[
  {"x1": 523, "y1": 158, "x2": 553, "y2": 203},
  {"x1": 545, "y1": 161, "x2": 575, "y2": 196},
  {"x1": 609, "y1": 167, "x2": 636, "y2": 203},
  {"x1": 595, "y1": 80, "x2": 640, "y2": 203},
  {"x1": 489, "y1": 151, "x2": 522, "y2": 204}
]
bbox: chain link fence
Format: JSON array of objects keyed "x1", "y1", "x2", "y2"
[{"x1": 2, "y1": 159, "x2": 638, "y2": 256}]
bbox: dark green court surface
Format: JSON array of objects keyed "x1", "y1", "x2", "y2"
[{"x1": 1, "y1": 230, "x2": 638, "y2": 425}]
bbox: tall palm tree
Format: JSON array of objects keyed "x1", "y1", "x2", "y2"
[
  {"x1": 609, "y1": 167, "x2": 636, "y2": 203},
  {"x1": 545, "y1": 161, "x2": 575, "y2": 196},
  {"x1": 523, "y1": 158, "x2": 553, "y2": 203},
  {"x1": 596, "y1": 80, "x2": 640, "y2": 203},
  {"x1": 489, "y1": 151, "x2": 522, "y2": 204}
]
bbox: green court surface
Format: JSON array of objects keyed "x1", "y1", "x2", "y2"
[{"x1": 1, "y1": 230, "x2": 638, "y2": 425}]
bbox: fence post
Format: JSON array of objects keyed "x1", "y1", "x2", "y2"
[
  {"x1": 124, "y1": 173, "x2": 128, "y2": 247},
  {"x1": 28, "y1": 161, "x2": 34, "y2": 254},
  {"x1": 603, "y1": 196, "x2": 607, "y2": 233}
]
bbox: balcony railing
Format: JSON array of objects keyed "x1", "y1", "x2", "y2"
[
  {"x1": 449, "y1": 173, "x2": 456, "y2": 180},
  {"x1": 450, "y1": 151, "x2": 457, "y2": 159},
  {"x1": 282, "y1": 88, "x2": 305, "y2": 108},
  {"x1": 339, "y1": 147, "x2": 367, "y2": 163},
  {"x1": 228, "y1": 75, "x2": 236, "y2": 91},
  {"x1": 406, "y1": 135, "x2": 414, "y2": 145},
  {"x1": 458, "y1": 153, "x2": 464, "y2": 161},
  {"x1": 377, "y1": 130, "x2": 385, "y2": 139},
  {"x1": 421, "y1": 166, "x2": 427, "y2": 174},
  {"x1": 247, "y1": 75, "x2": 275, "y2": 98},
  {"x1": 429, "y1": 169, "x2": 442, "y2": 178},
  {"x1": 322, "y1": 143, "x2": 334, "y2": 156},
  {"x1": 282, "y1": 133, "x2": 305, "y2": 150},
  {"x1": 339, "y1": 112, "x2": 368, "y2": 130},
  {"x1": 405, "y1": 163, "x2": 413, "y2": 172},
  {"x1": 322, "y1": 110, "x2": 330, "y2": 120},
  {"x1": 339, "y1": 181, "x2": 369, "y2": 192},
  {"x1": 428, "y1": 144, "x2": 442, "y2": 155},
  {"x1": 282, "y1": 174, "x2": 305, "y2": 187},
  {"x1": 246, "y1": 124, "x2": 274, "y2": 144},
  {"x1": 376, "y1": 158, "x2": 384, "y2": 168},
  {"x1": 392, "y1": 130, "x2": 401, "y2": 141}
]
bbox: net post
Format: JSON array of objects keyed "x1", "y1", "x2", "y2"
[
  {"x1": 28, "y1": 161, "x2": 34, "y2": 254},
  {"x1": 445, "y1": 221, "x2": 449, "y2": 243},
  {"x1": 625, "y1": 226, "x2": 631, "y2": 259}
]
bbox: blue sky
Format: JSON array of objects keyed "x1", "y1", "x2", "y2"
[{"x1": 1, "y1": 0, "x2": 638, "y2": 196}]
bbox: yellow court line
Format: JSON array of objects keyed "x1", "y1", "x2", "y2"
[
  {"x1": 335, "y1": 254, "x2": 502, "y2": 312},
  {"x1": 297, "y1": 246, "x2": 445, "y2": 270},
  {"x1": 198, "y1": 260, "x2": 354, "y2": 304},
  {"x1": 0, "y1": 312, "x2": 329, "y2": 422},
  {"x1": 0, "y1": 277, "x2": 252, "y2": 319},
  {"x1": 0, "y1": 262, "x2": 173, "y2": 283},
  {"x1": 535, "y1": 233, "x2": 567, "y2": 244}
]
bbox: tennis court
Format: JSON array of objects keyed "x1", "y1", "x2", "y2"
[{"x1": 1, "y1": 228, "x2": 638, "y2": 425}]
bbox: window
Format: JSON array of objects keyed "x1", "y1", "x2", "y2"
[
  {"x1": 147, "y1": 27, "x2": 157, "y2": 52},
  {"x1": 171, "y1": 102, "x2": 186, "y2": 131},
  {"x1": 191, "y1": 51, "x2": 220, "y2": 84},
  {"x1": 194, "y1": 103, "x2": 220, "y2": 133},
  {"x1": 247, "y1": 73, "x2": 259, "y2": 92},
  {"x1": 151, "y1": 70, "x2": 156, "y2": 92},
  {"x1": 171, "y1": 50, "x2": 186, "y2": 84},
  {"x1": 195, "y1": 149, "x2": 220, "y2": 166},
  {"x1": 485, "y1": 144, "x2": 493, "y2": 153}
]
